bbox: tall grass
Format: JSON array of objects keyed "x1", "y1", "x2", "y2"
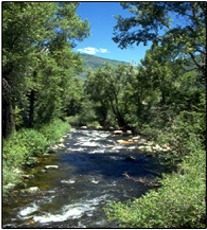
[
  {"x1": 39, "y1": 119, "x2": 69, "y2": 145},
  {"x1": 3, "y1": 119, "x2": 70, "y2": 194}
]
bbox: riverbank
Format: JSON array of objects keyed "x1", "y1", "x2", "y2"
[
  {"x1": 3, "y1": 119, "x2": 70, "y2": 195},
  {"x1": 105, "y1": 135, "x2": 206, "y2": 228}
]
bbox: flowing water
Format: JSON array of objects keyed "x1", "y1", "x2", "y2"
[{"x1": 3, "y1": 128, "x2": 166, "y2": 228}]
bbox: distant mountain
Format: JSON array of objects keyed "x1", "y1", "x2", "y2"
[{"x1": 79, "y1": 53, "x2": 129, "y2": 79}]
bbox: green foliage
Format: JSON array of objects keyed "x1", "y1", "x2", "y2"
[
  {"x1": 3, "y1": 129, "x2": 47, "y2": 166},
  {"x1": 113, "y1": 2, "x2": 205, "y2": 75},
  {"x1": 39, "y1": 119, "x2": 70, "y2": 145},
  {"x1": 102, "y1": 33, "x2": 205, "y2": 228},
  {"x1": 2, "y1": 128, "x2": 48, "y2": 194},
  {"x1": 3, "y1": 119, "x2": 70, "y2": 194},
  {"x1": 2, "y1": 2, "x2": 90, "y2": 137},
  {"x1": 105, "y1": 137, "x2": 206, "y2": 228},
  {"x1": 2, "y1": 164, "x2": 22, "y2": 195},
  {"x1": 2, "y1": 3, "x2": 206, "y2": 227},
  {"x1": 84, "y1": 63, "x2": 138, "y2": 128}
]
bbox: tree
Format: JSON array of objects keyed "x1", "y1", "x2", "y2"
[
  {"x1": 105, "y1": 4, "x2": 206, "y2": 227},
  {"x1": 84, "y1": 63, "x2": 138, "y2": 128},
  {"x1": 3, "y1": 2, "x2": 56, "y2": 136},
  {"x1": 84, "y1": 66, "x2": 112, "y2": 126},
  {"x1": 2, "y1": 2, "x2": 90, "y2": 137},
  {"x1": 113, "y1": 2, "x2": 206, "y2": 76}
]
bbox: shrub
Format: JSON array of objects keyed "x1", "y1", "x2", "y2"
[
  {"x1": 39, "y1": 119, "x2": 70, "y2": 144},
  {"x1": 2, "y1": 163, "x2": 22, "y2": 195},
  {"x1": 3, "y1": 119, "x2": 70, "y2": 194},
  {"x1": 3, "y1": 129, "x2": 48, "y2": 164},
  {"x1": 16, "y1": 129, "x2": 48, "y2": 155},
  {"x1": 105, "y1": 136, "x2": 206, "y2": 228}
]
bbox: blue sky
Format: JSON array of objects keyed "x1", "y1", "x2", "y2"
[{"x1": 74, "y1": 2, "x2": 151, "y2": 64}]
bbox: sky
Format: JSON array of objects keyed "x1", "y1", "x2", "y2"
[{"x1": 74, "y1": 2, "x2": 151, "y2": 64}]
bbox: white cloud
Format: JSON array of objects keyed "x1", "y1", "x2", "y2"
[
  {"x1": 77, "y1": 47, "x2": 108, "y2": 55},
  {"x1": 77, "y1": 47, "x2": 98, "y2": 55},
  {"x1": 99, "y1": 48, "x2": 108, "y2": 53}
]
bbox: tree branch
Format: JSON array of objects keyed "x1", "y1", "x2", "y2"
[{"x1": 188, "y1": 52, "x2": 205, "y2": 77}]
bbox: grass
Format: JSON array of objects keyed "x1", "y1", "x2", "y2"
[{"x1": 2, "y1": 119, "x2": 70, "y2": 195}]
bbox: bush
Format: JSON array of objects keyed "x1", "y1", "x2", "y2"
[
  {"x1": 17, "y1": 129, "x2": 48, "y2": 155},
  {"x1": 2, "y1": 163, "x2": 22, "y2": 195},
  {"x1": 105, "y1": 136, "x2": 206, "y2": 228},
  {"x1": 3, "y1": 119, "x2": 70, "y2": 194},
  {"x1": 39, "y1": 119, "x2": 70, "y2": 144},
  {"x1": 3, "y1": 129, "x2": 47, "y2": 166}
]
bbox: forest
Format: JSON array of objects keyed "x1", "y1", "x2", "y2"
[{"x1": 2, "y1": 2, "x2": 206, "y2": 228}]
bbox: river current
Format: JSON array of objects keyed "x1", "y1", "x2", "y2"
[{"x1": 3, "y1": 128, "x2": 165, "y2": 228}]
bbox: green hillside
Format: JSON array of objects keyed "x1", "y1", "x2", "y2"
[{"x1": 79, "y1": 53, "x2": 129, "y2": 79}]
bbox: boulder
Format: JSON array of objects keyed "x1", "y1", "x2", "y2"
[
  {"x1": 144, "y1": 146, "x2": 153, "y2": 152},
  {"x1": 117, "y1": 139, "x2": 124, "y2": 143},
  {"x1": 59, "y1": 138, "x2": 64, "y2": 143},
  {"x1": 57, "y1": 143, "x2": 65, "y2": 148},
  {"x1": 162, "y1": 144, "x2": 171, "y2": 152},
  {"x1": 45, "y1": 165, "x2": 59, "y2": 170},
  {"x1": 126, "y1": 130, "x2": 132, "y2": 135},
  {"x1": 139, "y1": 138, "x2": 148, "y2": 144},
  {"x1": 22, "y1": 174, "x2": 34, "y2": 179},
  {"x1": 132, "y1": 136, "x2": 141, "y2": 141},
  {"x1": 117, "y1": 140, "x2": 135, "y2": 145},
  {"x1": 47, "y1": 147, "x2": 57, "y2": 154},
  {"x1": 96, "y1": 125, "x2": 103, "y2": 130},
  {"x1": 80, "y1": 126, "x2": 87, "y2": 129},
  {"x1": 146, "y1": 141, "x2": 154, "y2": 146},
  {"x1": 113, "y1": 130, "x2": 123, "y2": 135},
  {"x1": 138, "y1": 145, "x2": 145, "y2": 150},
  {"x1": 152, "y1": 144, "x2": 162, "y2": 151},
  {"x1": 27, "y1": 186, "x2": 40, "y2": 193}
]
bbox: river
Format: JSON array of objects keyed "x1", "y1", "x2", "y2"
[{"x1": 3, "y1": 128, "x2": 166, "y2": 228}]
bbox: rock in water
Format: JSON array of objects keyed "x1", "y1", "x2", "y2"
[
  {"x1": 45, "y1": 165, "x2": 59, "y2": 170},
  {"x1": 125, "y1": 156, "x2": 136, "y2": 161},
  {"x1": 27, "y1": 186, "x2": 40, "y2": 193},
  {"x1": 47, "y1": 148, "x2": 57, "y2": 154},
  {"x1": 113, "y1": 130, "x2": 123, "y2": 135},
  {"x1": 125, "y1": 130, "x2": 132, "y2": 135}
]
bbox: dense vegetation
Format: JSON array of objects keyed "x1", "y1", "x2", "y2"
[
  {"x1": 3, "y1": 2, "x2": 90, "y2": 137},
  {"x1": 2, "y1": 2, "x2": 89, "y2": 193},
  {"x1": 2, "y1": 2, "x2": 206, "y2": 228},
  {"x1": 3, "y1": 119, "x2": 69, "y2": 194},
  {"x1": 103, "y1": 2, "x2": 206, "y2": 228}
]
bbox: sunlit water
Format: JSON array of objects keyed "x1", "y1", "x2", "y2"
[{"x1": 3, "y1": 129, "x2": 166, "y2": 228}]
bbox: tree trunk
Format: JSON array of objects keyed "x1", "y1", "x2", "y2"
[
  {"x1": 2, "y1": 76, "x2": 15, "y2": 138},
  {"x1": 28, "y1": 90, "x2": 35, "y2": 128},
  {"x1": 3, "y1": 100, "x2": 15, "y2": 138}
]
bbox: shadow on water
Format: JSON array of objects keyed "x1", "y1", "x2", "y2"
[
  {"x1": 59, "y1": 151, "x2": 158, "y2": 179},
  {"x1": 3, "y1": 128, "x2": 167, "y2": 228}
]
